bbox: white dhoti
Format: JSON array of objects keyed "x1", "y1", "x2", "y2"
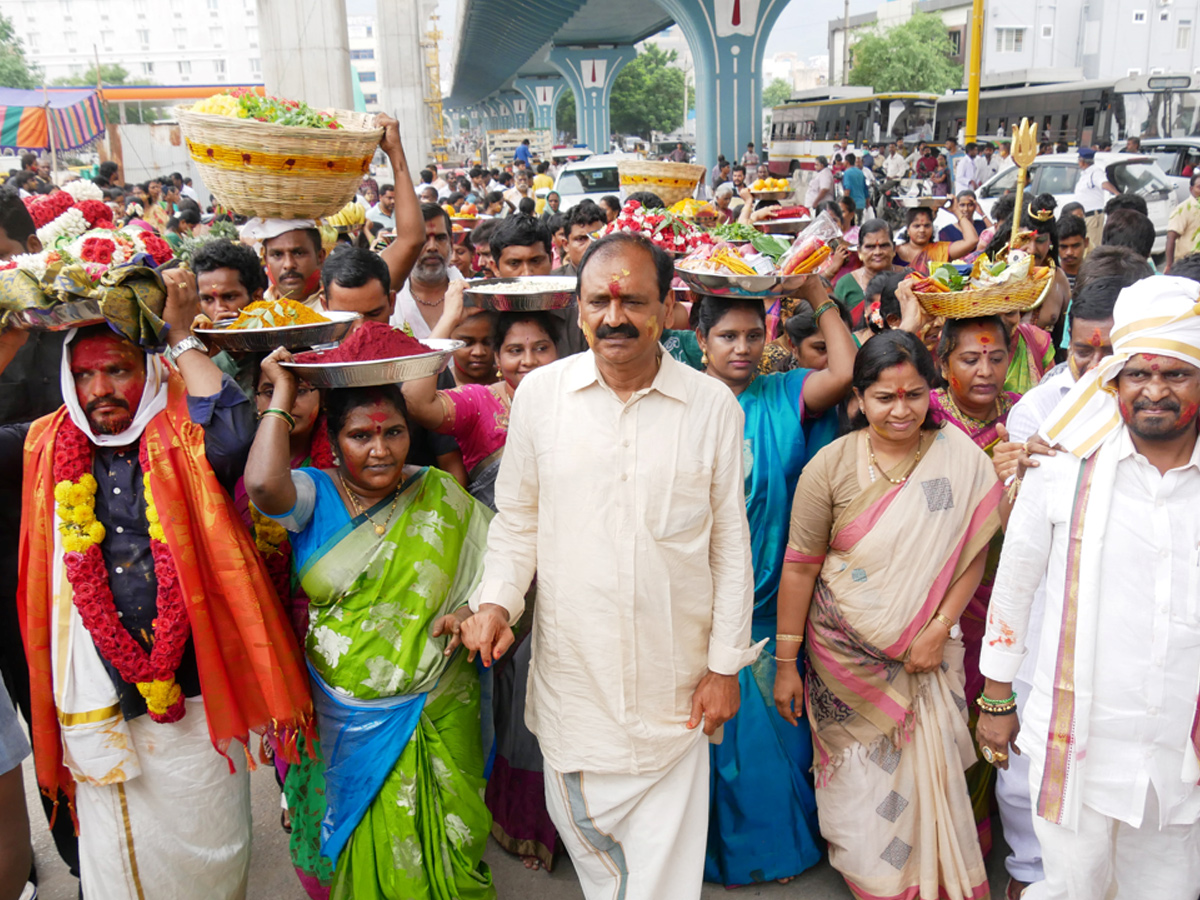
[
  {"x1": 75, "y1": 699, "x2": 252, "y2": 900},
  {"x1": 544, "y1": 736, "x2": 709, "y2": 900},
  {"x1": 1023, "y1": 765, "x2": 1200, "y2": 900}
]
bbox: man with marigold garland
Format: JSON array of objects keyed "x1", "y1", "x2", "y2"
[{"x1": 0, "y1": 268, "x2": 314, "y2": 900}]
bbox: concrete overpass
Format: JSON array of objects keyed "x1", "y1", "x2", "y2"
[
  {"x1": 253, "y1": 0, "x2": 796, "y2": 174},
  {"x1": 446, "y1": 0, "x2": 797, "y2": 169}
]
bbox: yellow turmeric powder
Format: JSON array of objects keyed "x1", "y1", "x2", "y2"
[{"x1": 229, "y1": 298, "x2": 328, "y2": 329}]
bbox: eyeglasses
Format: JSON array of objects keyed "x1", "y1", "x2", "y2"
[{"x1": 256, "y1": 386, "x2": 315, "y2": 401}]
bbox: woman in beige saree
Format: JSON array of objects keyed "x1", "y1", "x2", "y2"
[{"x1": 774, "y1": 331, "x2": 1003, "y2": 900}]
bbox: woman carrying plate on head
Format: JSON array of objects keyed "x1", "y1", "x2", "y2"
[
  {"x1": 245, "y1": 362, "x2": 496, "y2": 900},
  {"x1": 401, "y1": 280, "x2": 563, "y2": 873},
  {"x1": 692, "y1": 279, "x2": 855, "y2": 888}
]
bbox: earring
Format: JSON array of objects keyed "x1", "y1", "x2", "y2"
[{"x1": 701, "y1": 350, "x2": 708, "y2": 366}]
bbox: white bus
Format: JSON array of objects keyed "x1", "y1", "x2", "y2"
[{"x1": 767, "y1": 91, "x2": 938, "y2": 176}]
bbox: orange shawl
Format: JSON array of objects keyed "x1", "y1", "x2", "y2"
[{"x1": 18, "y1": 375, "x2": 314, "y2": 815}]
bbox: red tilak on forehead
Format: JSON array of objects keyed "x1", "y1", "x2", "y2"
[
  {"x1": 70, "y1": 335, "x2": 141, "y2": 372},
  {"x1": 1089, "y1": 328, "x2": 1104, "y2": 348},
  {"x1": 367, "y1": 411, "x2": 388, "y2": 423},
  {"x1": 608, "y1": 268, "x2": 630, "y2": 299}
]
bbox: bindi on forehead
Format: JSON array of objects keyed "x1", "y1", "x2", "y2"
[
  {"x1": 1089, "y1": 328, "x2": 1105, "y2": 348},
  {"x1": 608, "y1": 268, "x2": 631, "y2": 299}
]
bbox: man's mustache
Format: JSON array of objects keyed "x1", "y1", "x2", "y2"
[
  {"x1": 595, "y1": 323, "x2": 640, "y2": 340},
  {"x1": 1134, "y1": 399, "x2": 1180, "y2": 412},
  {"x1": 86, "y1": 396, "x2": 130, "y2": 414}
]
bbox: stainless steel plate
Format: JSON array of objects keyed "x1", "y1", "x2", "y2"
[
  {"x1": 13, "y1": 298, "x2": 105, "y2": 331},
  {"x1": 464, "y1": 276, "x2": 577, "y2": 311},
  {"x1": 280, "y1": 338, "x2": 463, "y2": 387},
  {"x1": 898, "y1": 197, "x2": 949, "y2": 209},
  {"x1": 755, "y1": 217, "x2": 811, "y2": 235},
  {"x1": 674, "y1": 265, "x2": 810, "y2": 299},
  {"x1": 750, "y1": 190, "x2": 793, "y2": 201},
  {"x1": 195, "y1": 310, "x2": 361, "y2": 352}
]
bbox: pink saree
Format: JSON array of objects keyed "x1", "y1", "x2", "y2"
[{"x1": 787, "y1": 427, "x2": 1002, "y2": 900}]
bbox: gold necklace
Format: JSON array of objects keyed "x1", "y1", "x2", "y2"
[
  {"x1": 339, "y1": 471, "x2": 401, "y2": 536},
  {"x1": 866, "y1": 433, "x2": 923, "y2": 485}
]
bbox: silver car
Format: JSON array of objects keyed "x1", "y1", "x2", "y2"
[
  {"x1": 552, "y1": 154, "x2": 622, "y2": 213},
  {"x1": 975, "y1": 152, "x2": 1176, "y2": 255}
]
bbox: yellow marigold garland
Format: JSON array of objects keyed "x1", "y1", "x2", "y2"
[{"x1": 55, "y1": 474, "x2": 104, "y2": 553}]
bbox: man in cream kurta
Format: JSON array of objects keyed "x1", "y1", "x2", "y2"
[
  {"x1": 463, "y1": 232, "x2": 758, "y2": 900},
  {"x1": 980, "y1": 276, "x2": 1200, "y2": 900}
]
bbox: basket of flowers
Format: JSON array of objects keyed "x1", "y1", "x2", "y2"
[
  {"x1": 0, "y1": 181, "x2": 175, "y2": 343},
  {"x1": 616, "y1": 160, "x2": 707, "y2": 207},
  {"x1": 176, "y1": 90, "x2": 383, "y2": 219},
  {"x1": 908, "y1": 244, "x2": 1055, "y2": 318}
]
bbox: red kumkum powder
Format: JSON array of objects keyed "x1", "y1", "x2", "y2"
[{"x1": 294, "y1": 322, "x2": 432, "y2": 363}]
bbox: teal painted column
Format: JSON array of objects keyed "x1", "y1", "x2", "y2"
[
  {"x1": 548, "y1": 45, "x2": 634, "y2": 153},
  {"x1": 514, "y1": 76, "x2": 566, "y2": 134},
  {"x1": 499, "y1": 91, "x2": 529, "y2": 130},
  {"x1": 653, "y1": 0, "x2": 790, "y2": 171}
]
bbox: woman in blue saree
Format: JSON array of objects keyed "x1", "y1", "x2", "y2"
[
  {"x1": 692, "y1": 286, "x2": 855, "y2": 885},
  {"x1": 245, "y1": 351, "x2": 495, "y2": 900}
]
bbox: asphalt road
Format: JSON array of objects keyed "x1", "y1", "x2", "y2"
[{"x1": 23, "y1": 760, "x2": 1014, "y2": 899}]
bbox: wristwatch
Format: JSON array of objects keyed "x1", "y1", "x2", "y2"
[{"x1": 166, "y1": 334, "x2": 206, "y2": 365}]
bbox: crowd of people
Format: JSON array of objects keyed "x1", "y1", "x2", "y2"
[{"x1": 0, "y1": 109, "x2": 1197, "y2": 900}]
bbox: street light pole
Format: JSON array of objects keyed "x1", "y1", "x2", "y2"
[{"x1": 965, "y1": 0, "x2": 985, "y2": 144}]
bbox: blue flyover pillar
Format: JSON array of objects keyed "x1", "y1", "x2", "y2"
[
  {"x1": 654, "y1": 0, "x2": 789, "y2": 170},
  {"x1": 548, "y1": 45, "x2": 634, "y2": 154},
  {"x1": 499, "y1": 91, "x2": 528, "y2": 130},
  {"x1": 514, "y1": 76, "x2": 566, "y2": 134}
]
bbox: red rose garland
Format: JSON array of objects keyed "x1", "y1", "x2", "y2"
[{"x1": 53, "y1": 417, "x2": 191, "y2": 723}]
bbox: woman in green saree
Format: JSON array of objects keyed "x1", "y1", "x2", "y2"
[{"x1": 245, "y1": 348, "x2": 495, "y2": 900}]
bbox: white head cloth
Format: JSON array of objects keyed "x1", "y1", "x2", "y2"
[
  {"x1": 239, "y1": 217, "x2": 319, "y2": 253},
  {"x1": 60, "y1": 327, "x2": 169, "y2": 448},
  {"x1": 1039, "y1": 275, "x2": 1200, "y2": 457}
]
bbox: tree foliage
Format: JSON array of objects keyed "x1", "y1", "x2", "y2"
[
  {"x1": 848, "y1": 13, "x2": 963, "y2": 94},
  {"x1": 0, "y1": 14, "x2": 40, "y2": 89},
  {"x1": 555, "y1": 43, "x2": 686, "y2": 143},
  {"x1": 53, "y1": 63, "x2": 131, "y2": 87},
  {"x1": 53, "y1": 64, "x2": 159, "y2": 124},
  {"x1": 762, "y1": 77, "x2": 793, "y2": 110}
]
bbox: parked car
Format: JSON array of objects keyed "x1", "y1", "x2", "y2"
[
  {"x1": 552, "y1": 153, "x2": 622, "y2": 212},
  {"x1": 1135, "y1": 138, "x2": 1200, "y2": 204},
  {"x1": 975, "y1": 152, "x2": 1176, "y2": 255}
]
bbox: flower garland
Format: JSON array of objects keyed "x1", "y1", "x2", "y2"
[{"x1": 53, "y1": 418, "x2": 191, "y2": 723}]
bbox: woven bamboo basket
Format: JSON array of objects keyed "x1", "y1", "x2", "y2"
[
  {"x1": 914, "y1": 264, "x2": 1055, "y2": 318},
  {"x1": 617, "y1": 160, "x2": 706, "y2": 207},
  {"x1": 175, "y1": 105, "x2": 383, "y2": 219}
]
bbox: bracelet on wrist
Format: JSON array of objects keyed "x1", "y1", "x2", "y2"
[
  {"x1": 813, "y1": 300, "x2": 838, "y2": 320},
  {"x1": 261, "y1": 408, "x2": 296, "y2": 431},
  {"x1": 772, "y1": 655, "x2": 800, "y2": 663},
  {"x1": 976, "y1": 691, "x2": 1018, "y2": 715},
  {"x1": 932, "y1": 612, "x2": 955, "y2": 631},
  {"x1": 775, "y1": 633, "x2": 805, "y2": 644}
]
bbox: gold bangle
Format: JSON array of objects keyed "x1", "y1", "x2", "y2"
[
  {"x1": 261, "y1": 409, "x2": 295, "y2": 432},
  {"x1": 932, "y1": 612, "x2": 955, "y2": 631},
  {"x1": 772, "y1": 655, "x2": 799, "y2": 663},
  {"x1": 775, "y1": 633, "x2": 805, "y2": 643}
]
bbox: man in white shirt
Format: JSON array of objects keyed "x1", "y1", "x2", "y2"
[
  {"x1": 804, "y1": 156, "x2": 834, "y2": 209},
  {"x1": 976, "y1": 142, "x2": 1001, "y2": 185},
  {"x1": 955, "y1": 142, "x2": 980, "y2": 192},
  {"x1": 461, "y1": 231, "x2": 758, "y2": 900},
  {"x1": 365, "y1": 183, "x2": 396, "y2": 243},
  {"x1": 1076, "y1": 148, "x2": 1119, "y2": 248},
  {"x1": 388, "y1": 203, "x2": 462, "y2": 338},
  {"x1": 997, "y1": 139, "x2": 1016, "y2": 171},
  {"x1": 979, "y1": 276, "x2": 1200, "y2": 900},
  {"x1": 885, "y1": 143, "x2": 909, "y2": 181},
  {"x1": 987, "y1": 274, "x2": 1132, "y2": 898}
]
